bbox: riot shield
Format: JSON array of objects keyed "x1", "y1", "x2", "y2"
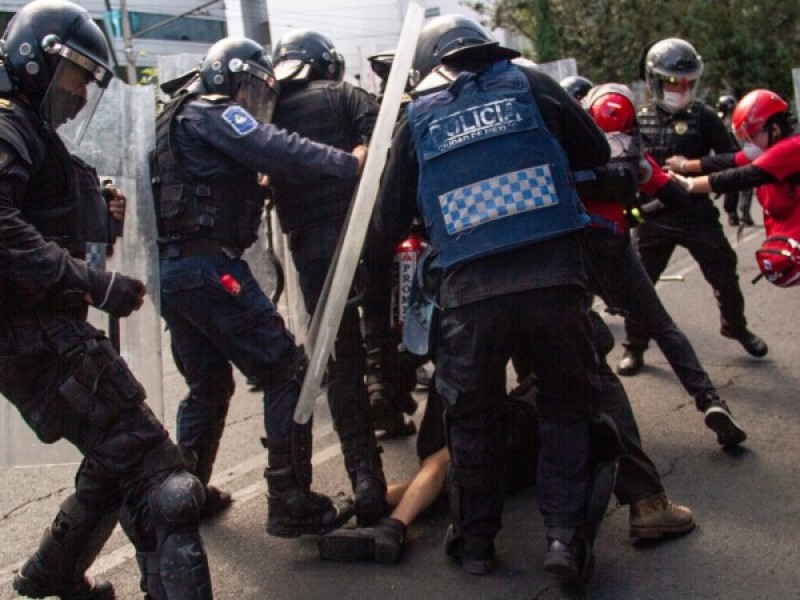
[
  {"x1": 0, "y1": 79, "x2": 162, "y2": 467},
  {"x1": 294, "y1": 1, "x2": 425, "y2": 424},
  {"x1": 157, "y1": 53, "x2": 203, "y2": 105},
  {"x1": 793, "y1": 68, "x2": 799, "y2": 118},
  {"x1": 537, "y1": 57, "x2": 577, "y2": 82},
  {"x1": 268, "y1": 210, "x2": 310, "y2": 343}
]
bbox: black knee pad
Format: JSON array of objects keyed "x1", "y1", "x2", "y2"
[
  {"x1": 141, "y1": 471, "x2": 211, "y2": 600},
  {"x1": 151, "y1": 470, "x2": 205, "y2": 526}
]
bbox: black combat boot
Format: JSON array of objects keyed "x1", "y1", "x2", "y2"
[
  {"x1": 177, "y1": 388, "x2": 234, "y2": 520},
  {"x1": 264, "y1": 425, "x2": 355, "y2": 538},
  {"x1": 444, "y1": 525, "x2": 495, "y2": 576},
  {"x1": 616, "y1": 346, "x2": 644, "y2": 376},
  {"x1": 544, "y1": 527, "x2": 595, "y2": 586},
  {"x1": 13, "y1": 496, "x2": 118, "y2": 600},
  {"x1": 720, "y1": 326, "x2": 768, "y2": 357},
  {"x1": 340, "y1": 431, "x2": 389, "y2": 526},
  {"x1": 180, "y1": 439, "x2": 232, "y2": 520},
  {"x1": 318, "y1": 516, "x2": 406, "y2": 563}
]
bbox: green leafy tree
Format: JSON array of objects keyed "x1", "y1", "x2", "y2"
[{"x1": 464, "y1": 0, "x2": 800, "y2": 101}]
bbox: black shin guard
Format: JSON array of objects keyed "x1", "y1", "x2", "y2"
[
  {"x1": 136, "y1": 470, "x2": 212, "y2": 600},
  {"x1": 14, "y1": 495, "x2": 118, "y2": 600}
]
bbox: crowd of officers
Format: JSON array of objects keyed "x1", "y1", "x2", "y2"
[{"x1": 0, "y1": 0, "x2": 798, "y2": 597}]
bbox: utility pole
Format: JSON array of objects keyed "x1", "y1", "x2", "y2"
[{"x1": 119, "y1": 0, "x2": 137, "y2": 84}]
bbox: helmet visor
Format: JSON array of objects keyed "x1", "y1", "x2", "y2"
[
  {"x1": 233, "y1": 60, "x2": 279, "y2": 124},
  {"x1": 40, "y1": 46, "x2": 112, "y2": 145}
]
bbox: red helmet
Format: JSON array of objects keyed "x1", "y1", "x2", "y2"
[
  {"x1": 755, "y1": 236, "x2": 800, "y2": 288},
  {"x1": 586, "y1": 87, "x2": 637, "y2": 133},
  {"x1": 732, "y1": 89, "x2": 789, "y2": 142}
]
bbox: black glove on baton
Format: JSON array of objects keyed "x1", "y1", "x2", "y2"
[{"x1": 87, "y1": 270, "x2": 145, "y2": 317}]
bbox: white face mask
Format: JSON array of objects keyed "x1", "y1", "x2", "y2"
[
  {"x1": 660, "y1": 90, "x2": 692, "y2": 112},
  {"x1": 742, "y1": 142, "x2": 764, "y2": 160}
]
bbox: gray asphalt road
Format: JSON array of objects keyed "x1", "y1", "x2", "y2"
[{"x1": 2, "y1": 219, "x2": 799, "y2": 599}]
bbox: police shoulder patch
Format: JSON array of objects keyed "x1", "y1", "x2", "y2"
[{"x1": 221, "y1": 105, "x2": 258, "y2": 136}]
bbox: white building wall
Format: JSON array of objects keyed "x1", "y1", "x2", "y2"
[
  {"x1": 0, "y1": 1, "x2": 228, "y2": 71},
  {"x1": 266, "y1": 0, "x2": 509, "y2": 92},
  {"x1": 0, "y1": 1, "x2": 513, "y2": 89}
]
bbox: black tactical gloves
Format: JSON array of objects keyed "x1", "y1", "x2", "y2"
[{"x1": 87, "y1": 270, "x2": 146, "y2": 317}]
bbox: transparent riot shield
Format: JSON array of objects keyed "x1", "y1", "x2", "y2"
[
  {"x1": 536, "y1": 57, "x2": 577, "y2": 83},
  {"x1": 270, "y1": 212, "x2": 310, "y2": 343},
  {"x1": 157, "y1": 53, "x2": 203, "y2": 105},
  {"x1": 294, "y1": 1, "x2": 425, "y2": 424},
  {"x1": 793, "y1": 68, "x2": 799, "y2": 118},
  {"x1": 0, "y1": 79, "x2": 162, "y2": 467}
]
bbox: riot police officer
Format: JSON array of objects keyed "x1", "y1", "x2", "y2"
[
  {"x1": 268, "y1": 29, "x2": 388, "y2": 526},
  {"x1": 359, "y1": 47, "x2": 422, "y2": 439},
  {"x1": 618, "y1": 38, "x2": 767, "y2": 377},
  {"x1": 364, "y1": 14, "x2": 611, "y2": 584},
  {"x1": 0, "y1": 1, "x2": 212, "y2": 598},
  {"x1": 153, "y1": 37, "x2": 364, "y2": 538}
]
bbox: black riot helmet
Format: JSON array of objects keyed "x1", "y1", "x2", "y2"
[
  {"x1": 716, "y1": 94, "x2": 737, "y2": 118},
  {"x1": 0, "y1": 0, "x2": 113, "y2": 143},
  {"x1": 272, "y1": 29, "x2": 345, "y2": 84},
  {"x1": 368, "y1": 49, "x2": 394, "y2": 84},
  {"x1": 644, "y1": 37, "x2": 703, "y2": 113},
  {"x1": 410, "y1": 14, "x2": 519, "y2": 87},
  {"x1": 560, "y1": 75, "x2": 593, "y2": 102},
  {"x1": 197, "y1": 37, "x2": 279, "y2": 124}
]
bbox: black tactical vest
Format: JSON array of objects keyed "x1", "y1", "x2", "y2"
[
  {"x1": 270, "y1": 80, "x2": 362, "y2": 233},
  {"x1": 151, "y1": 93, "x2": 266, "y2": 250},
  {"x1": 0, "y1": 99, "x2": 108, "y2": 258},
  {"x1": 639, "y1": 102, "x2": 704, "y2": 165}
]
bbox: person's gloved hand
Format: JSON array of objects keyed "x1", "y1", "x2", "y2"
[{"x1": 86, "y1": 270, "x2": 146, "y2": 317}]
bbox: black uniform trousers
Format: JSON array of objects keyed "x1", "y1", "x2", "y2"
[
  {"x1": 434, "y1": 286, "x2": 598, "y2": 539},
  {"x1": 0, "y1": 316, "x2": 191, "y2": 564},
  {"x1": 625, "y1": 217, "x2": 748, "y2": 351},
  {"x1": 286, "y1": 219, "x2": 373, "y2": 444}
]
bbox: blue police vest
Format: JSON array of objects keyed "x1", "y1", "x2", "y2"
[{"x1": 407, "y1": 60, "x2": 588, "y2": 269}]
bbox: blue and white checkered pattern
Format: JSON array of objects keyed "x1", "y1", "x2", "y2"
[
  {"x1": 438, "y1": 165, "x2": 559, "y2": 235},
  {"x1": 85, "y1": 242, "x2": 107, "y2": 271}
]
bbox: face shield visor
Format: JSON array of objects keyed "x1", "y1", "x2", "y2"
[
  {"x1": 231, "y1": 59, "x2": 280, "y2": 124},
  {"x1": 39, "y1": 38, "x2": 113, "y2": 145}
]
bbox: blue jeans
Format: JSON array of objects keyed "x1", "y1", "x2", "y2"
[{"x1": 160, "y1": 253, "x2": 300, "y2": 446}]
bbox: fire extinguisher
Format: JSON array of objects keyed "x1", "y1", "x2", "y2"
[{"x1": 390, "y1": 226, "x2": 427, "y2": 331}]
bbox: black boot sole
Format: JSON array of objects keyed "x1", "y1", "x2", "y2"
[
  {"x1": 318, "y1": 530, "x2": 402, "y2": 564},
  {"x1": 319, "y1": 530, "x2": 376, "y2": 561},
  {"x1": 12, "y1": 574, "x2": 116, "y2": 600}
]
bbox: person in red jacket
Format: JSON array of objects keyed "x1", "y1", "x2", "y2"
[
  {"x1": 669, "y1": 89, "x2": 800, "y2": 287},
  {"x1": 575, "y1": 83, "x2": 747, "y2": 447}
]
